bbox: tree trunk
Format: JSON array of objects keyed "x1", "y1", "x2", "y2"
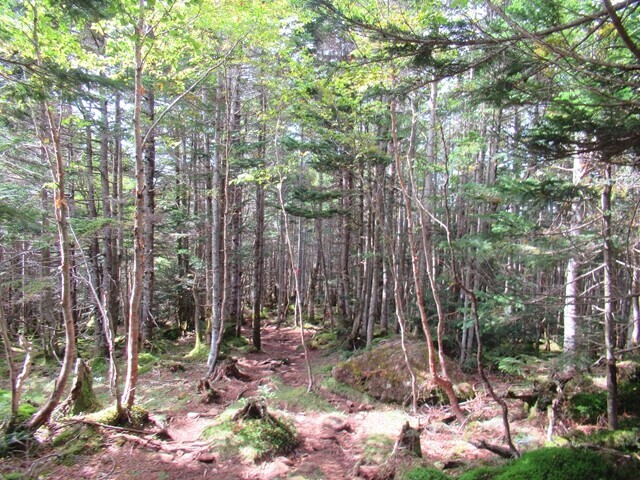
[
  {"x1": 563, "y1": 154, "x2": 586, "y2": 354},
  {"x1": 121, "y1": 11, "x2": 146, "y2": 408},
  {"x1": 29, "y1": 102, "x2": 76, "y2": 430},
  {"x1": 602, "y1": 161, "x2": 618, "y2": 429},
  {"x1": 253, "y1": 182, "x2": 265, "y2": 349},
  {"x1": 141, "y1": 85, "x2": 156, "y2": 346},
  {"x1": 207, "y1": 76, "x2": 224, "y2": 376}
]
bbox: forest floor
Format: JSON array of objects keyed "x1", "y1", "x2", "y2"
[{"x1": 1, "y1": 323, "x2": 551, "y2": 479}]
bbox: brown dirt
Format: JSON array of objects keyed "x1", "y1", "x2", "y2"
[{"x1": 1, "y1": 324, "x2": 549, "y2": 479}]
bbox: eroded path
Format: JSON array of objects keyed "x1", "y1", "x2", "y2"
[{"x1": 20, "y1": 323, "x2": 509, "y2": 480}]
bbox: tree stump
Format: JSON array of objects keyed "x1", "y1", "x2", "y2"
[
  {"x1": 59, "y1": 358, "x2": 100, "y2": 416},
  {"x1": 196, "y1": 378, "x2": 219, "y2": 404},
  {"x1": 232, "y1": 399, "x2": 270, "y2": 421},
  {"x1": 395, "y1": 422, "x2": 422, "y2": 458},
  {"x1": 211, "y1": 357, "x2": 249, "y2": 382}
]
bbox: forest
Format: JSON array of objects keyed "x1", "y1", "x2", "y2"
[{"x1": 1, "y1": 0, "x2": 640, "y2": 479}]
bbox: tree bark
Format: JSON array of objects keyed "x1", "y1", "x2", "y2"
[{"x1": 602, "y1": 161, "x2": 618, "y2": 429}]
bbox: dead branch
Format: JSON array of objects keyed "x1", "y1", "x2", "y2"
[{"x1": 470, "y1": 440, "x2": 518, "y2": 459}]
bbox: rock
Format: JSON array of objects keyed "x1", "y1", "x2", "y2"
[
  {"x1": 332, "y1": 339, "x2": 469, "y2": 404},
  {"x1": 261, "y1": 459, "x2": 291, "y2": 480},
  {"x1": 196, "y1": 452, "x2": 216, "y2": 464}
]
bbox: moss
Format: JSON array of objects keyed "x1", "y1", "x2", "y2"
[
  {"x1": 186, "y1": 343, "x2": 208, "y2": 360},
  {"x1": 236, "y1": 415, "x2": 298, "y2": 461},
  {"x1": 309, "y1": 331, "x2": 338, "y2": 350},
  {"x1": 270, "y1": 382, "x2": 334, "y2": 413},
  {"x1": 0, "y1": 390, "x2": 37, "y2": 425},
  {"x1": 400, "y1": 467, "x2": 451, "y2": 480},
  {"x1": 362, "y1": 434, "x2": 395, "y2": 464},
  {"x1": 458, "y1": 466, "x2": 501, "y2": 480},
  {"x1": 320, "y1": 376, "x2": 374, "y2": 405},
  {"x1": 571, "y1": 428, "x2": 640, "y2": 453},
  {"x1": 3, "y1": 473, "x2": 26, "y2": 480},
  {"x1": 16, "y1": 403, "x2": 37, "y2": 423},
  {"x1": 201, "y1": 402, "x2": 297, "y2": 462},
  {"x1": 332, "y1": 340, "x2": 466, "y2": 404},
  {"x1": 459, "y1": 447, "x2": 626, "y2": 480},
  {"x1": 86, "y1": 405, "x2": 148, "y2": 428},
  {"x1": 56, "y1": 425, "x2": 102, "y2": 466},
  {"x1": 138, "y1": 352, "x2": 160, "y2": 375},
  {"x1": 494, "y1": 447, "x2": 611, "y2": 480}
]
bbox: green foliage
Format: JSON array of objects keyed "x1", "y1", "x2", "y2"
[
  {"x1": 619, "y1": 379, "x2": 640, "y2": 417},
  {"x1": 400, "y1": 466, "x2": 451, "y2": 480},
  {"x1": 568, "y1": 391, "x2": 607, "y2": 424},
  {"x1": 497, "y1": 355, "x2": 542, "y2": 377}
]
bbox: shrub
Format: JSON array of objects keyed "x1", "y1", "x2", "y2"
[
  {"x1": 568, "y1": 391, "x2": 607, "y2": 424},
  {"x1": 619, "y1": 380, "x2": 640, "y2": 416}
]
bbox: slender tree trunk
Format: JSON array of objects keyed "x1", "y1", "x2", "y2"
[
  {"x1": 628, "y1": 247, "x2": 640, "y2": 347},
  {"x1": 207, "y1": 76, "x2": 224, "y2": 376},
  {"x1": 121, "y1": 10, "x2": 146, "y2": 407},
  {"x1": 141, "y1": 86, "x2": 156, "y2": 346},
  {"x1": 390, "y1": 86, "x2": 465, "y2": 423},
  {"x1": 85, "y1": 119, "x2": 106, "y2": 355},
  {"x1": 253, "y1": 182, "x2": 265, "y2": 349},
  {"x1": 278, "y1": 182, "x2": 314, "y2": 392},
  {"x1": 29, "y1": 103, "x2": 76, "y2": 430},
  {"x1": 28, "y1": 8, "x2": 76, "y2": 430},
  {"x1": 602, "y1": 161, "x2": 618, "y2": 429},
  {"x1": 230, "y1": 184, "x2": 243, "y2": 336},
  {"x1": 339, "y1": 171, "x2": 352, "y2": 323},
  {"x1": 563, "y1": 154, "x2": 586, "y2": 354}
]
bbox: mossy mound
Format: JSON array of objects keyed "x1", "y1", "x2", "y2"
[
  {"x1": 332, "y1": 340, "x2": 468, "y2": 404},
  {"x1": 236, "y1": 415, "x2": 298, "y2": 461},
  {"x1": 52, "y1": 424, "x2": 103, "y2": 466},
  {"x1": 86, "y1": 405, "x2": 149, "y2": 429},
  {"x1": 400, "y1": 466, "x2": 451, "y2": 480},
  {"x1": 460, "y1": 447, "x2": 637, "y2": 480},
  {"x1": 202, "y1": 400, "x2": 298, "y2": 463}
]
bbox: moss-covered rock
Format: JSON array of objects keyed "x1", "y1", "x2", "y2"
[{"x1": 332, "y1": 339, "x2": 468, "y2": 404}]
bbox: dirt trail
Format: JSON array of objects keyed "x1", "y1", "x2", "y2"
[{"x1": 12, "y1": 324, "x2": 513, "y2": 479}]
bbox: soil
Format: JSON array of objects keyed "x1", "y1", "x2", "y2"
[{"x1": 1, "y1": 324, "x2": 548, "y2": 479}]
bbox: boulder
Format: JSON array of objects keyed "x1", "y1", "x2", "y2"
[{"x1": 332, "y1": 339, "x2": 470, "y2": 404}]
